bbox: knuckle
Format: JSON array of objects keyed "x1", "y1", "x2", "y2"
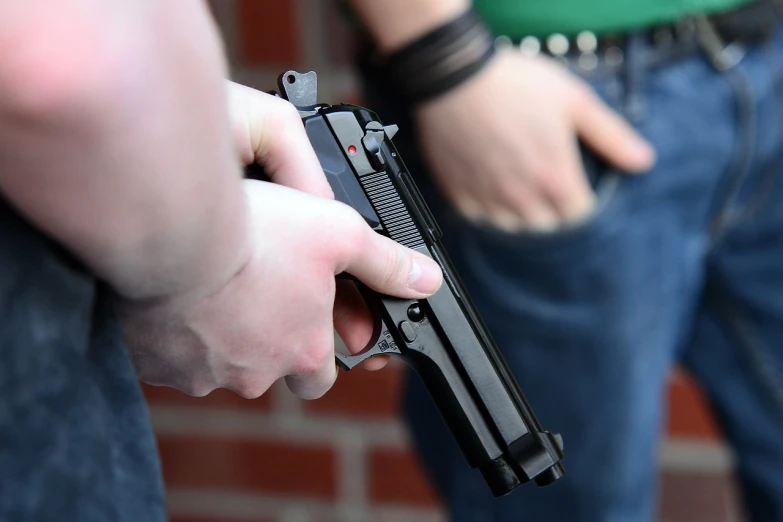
[
  {"x1": 293, "y1": 330, "x2": 334, "y2": 376},
  {"x1": 527, "y1": 160, "x2": 558, "y2": 187},
  {"x1": 268, "y1": 94, "x2": 299, "y2": 117},
  {"x1": 339, "y1": 203, "x2": 366, "y2": 235},
  {"x1": 454, "y1": 197, "x2": 484, "y2": 222},
  {"x1": 178, "y1": 382, "x2": 214, "y2": 398},
  {"x1": 136, "y1": 364, "x2": 215, "y2": 398},
  {"x1": 333, "y1": 204, "x2": 370, "y2": 259},
  {"x1": 538, "y1": 168, "x2": 571, "y2": 198},
  {"x1": 230, "y1": 380, "x2": 270, "y2": 400},
  {"x1": 312, "y1": 340, "x2": 334, "y2": 370},
  {"x1": 266, "y1": 97, "x2": 302, "y2": 139},
  {"x1": 294, "y1": 356, "x2": 325, "y2": 380},
  {"x1": 501, "y1": 195, "x2": 530, "y2": 218},
  {"x1": 497, "y1": 174, "x2": 527, "y2": 195},
  {"x1": 495, "y1": 180, "x2": 526, "y2": 207},
  {"x1": 279, "y1": 99, "x2": 302, "y2": 127},
  {"x1": 252, "y1": 97, "x2": 302, "y2": 164}
]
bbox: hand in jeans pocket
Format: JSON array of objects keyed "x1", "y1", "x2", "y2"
[{"x1": 413, "y1": 48, "x2": 657, "y2": 233}]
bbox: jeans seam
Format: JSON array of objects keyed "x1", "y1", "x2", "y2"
[
  {"x1": 728, "y1": 36, "x2": 783, "y2": 227},
  {"x1": 707, "y1": 62, "x2": 759, "y2": 249},
  {"x1": 718, "y1": 297, "x2": 783, "y2": 422}
]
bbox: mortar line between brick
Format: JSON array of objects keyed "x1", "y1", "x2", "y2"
[
  {"x1": 149, "y1": 404, "x2": 409, "y2": 447},
  {"x1": 281, "y1": 504, "x2": 312, "y2": 522},
  {"x1": 338, "y1": 429, "x2": 368, "y2": 506},
  {"x1": 659, "y1": 438, "x2": 734, "y2": 472},
  {"x1": 166, "y1": 488, "x2": 445, "y2": 522}
]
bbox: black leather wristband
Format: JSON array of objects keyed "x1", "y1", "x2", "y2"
[{"x1": 382, "y1": 9, "x2": 496, "y2": 105}]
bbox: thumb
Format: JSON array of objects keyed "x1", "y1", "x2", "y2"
[
  {"x1": 571, "y1": 86, "x2": 656, "y2": 174},
  {"x1": 229, "y1": 82, "x2": 334, "y2": 199},
  {"x1": 339, "y1": 214, "x2": 443, "y2": 299}
]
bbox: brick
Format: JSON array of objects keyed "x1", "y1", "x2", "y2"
[
  {"x1": 237, "y1": 0, "x2": 300, "y2": 67},
  {"x1": 666, "y1": 375, "x2": 721, "y2": 440},
  {"x1": 158, "y1": 436, "x2": 337, "y2": 499},
  {"x1": 369, "y1": 448, "x2": 440, "y2": 507},
  {"x1": 303, "y1": 361, "x2": 405, "y2": 418},
  {"x1": 142, "y1": 383, "x2": 272, "y2": 411}
]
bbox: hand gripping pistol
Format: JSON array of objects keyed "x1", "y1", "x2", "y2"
[{"x1": 245, "y1": 71, "x2": 565, "y2": 497}]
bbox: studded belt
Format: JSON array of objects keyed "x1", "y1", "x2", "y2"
[{"x1": 494, "y1": 0, "x2": 783, "y2": 71}]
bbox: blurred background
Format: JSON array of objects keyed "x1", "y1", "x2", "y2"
[{"x1": 140, "y1": 2, "x2": 742, "y2": 521}]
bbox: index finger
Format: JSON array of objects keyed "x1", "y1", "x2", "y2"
[{"x1": 230, "y1": 82, "x2": 334, "y2": 199}]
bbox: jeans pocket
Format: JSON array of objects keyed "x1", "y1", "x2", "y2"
[{"x1": 446, "y1": 148, "x2": 625, "y2": 259}]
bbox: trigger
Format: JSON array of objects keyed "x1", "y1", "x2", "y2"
[{"x1": 335, "y1": 325, "x2": 402, "y2": 371}]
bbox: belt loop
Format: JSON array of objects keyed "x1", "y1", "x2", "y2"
[{"x1": 623, "y1": 31, "x2": 648, "y2": 123}]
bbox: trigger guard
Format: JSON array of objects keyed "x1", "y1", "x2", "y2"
[
  {"x1": 334, "y1": 327, "x2": 402, "y2": 371},
  {"x1": 334, "y1": 280, "x2": 401, "y2": 370}
]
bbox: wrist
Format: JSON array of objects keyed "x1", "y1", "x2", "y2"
[
  {"x1": 114, "y1": 200, "x2": 253, "y2": 319},
  {"x1": 352, "y1": 0, "x2": 470, "y2": 53},
  {"x1": 380, "y1": 7, "x2": 497, "y2": 106}
]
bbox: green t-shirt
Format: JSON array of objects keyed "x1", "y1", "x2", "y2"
[{"x1": 473, "y1": 0, "x2": 755, "y2": 38}]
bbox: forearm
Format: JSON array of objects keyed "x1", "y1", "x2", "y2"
[
  {"x1": 0, "y1": 0, "x2": 247, "y2": 302},
  {"x1": 348, "y1": 0, "x2": 470, "y2": 52}
]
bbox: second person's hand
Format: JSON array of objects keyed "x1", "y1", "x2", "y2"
[{"x1": 414, "y1": 48, "x2": 657, "y2": 232}]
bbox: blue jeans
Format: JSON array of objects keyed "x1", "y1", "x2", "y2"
[{"x1": 360, "y1": 22, "x2": 783, "y2": 522}]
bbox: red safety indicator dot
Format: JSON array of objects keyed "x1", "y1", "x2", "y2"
[{"x1": 348, "y1": 145, "x2": 357, "y2": 155}]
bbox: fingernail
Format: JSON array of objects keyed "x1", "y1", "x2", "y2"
[{"x1": 408, "y1": 257, "x2": 443, "y2": 295}]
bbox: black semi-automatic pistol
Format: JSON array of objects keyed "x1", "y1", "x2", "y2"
[{"x1": 245, "y1": 70, "x2": 565, "y2": 497}]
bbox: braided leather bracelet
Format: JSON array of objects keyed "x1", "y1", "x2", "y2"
[{"x1": 382, "y1": 9, "x2": 497, "y2": 105}]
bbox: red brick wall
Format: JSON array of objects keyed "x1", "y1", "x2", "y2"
[
  {"x1": 145, "y1": 368, "x2": 730, "y2": 522},
  {"x1": 145, "y1": 357, "x2": 441, "y2": 522},
  {"x1": 143, "y1": 2, "x2": 740, "y2": 521}
]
